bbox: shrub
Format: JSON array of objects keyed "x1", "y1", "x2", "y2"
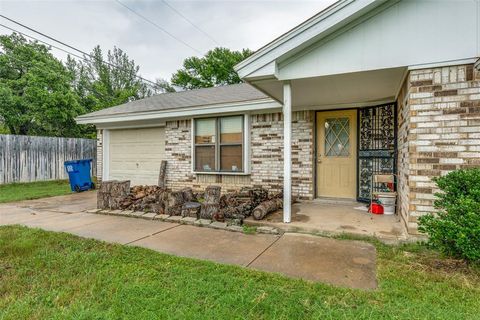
[{"x1": 418, "y1": 168, "x2": 480, "y2": 262}]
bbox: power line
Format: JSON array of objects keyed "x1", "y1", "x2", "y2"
[
  {"x1": 0, "y1": 23, "x2": 88, "y2": 63},
  {"x1": 114, "y1": 2, "x2": 238, "y2": 81},
  {"x1": 0, "y1": 14, "x2": 158, "y2": 86},
  {"x1": 161, "y1": 0, "x2": 219, "y2": 46},
  {"x1": 0, "y1": 23, "x2": 159, "y2": 93},
  {"x1": 114, "y1": 0, "x2": 203, "y2": 55},
  {"x1": 0, "y1": 50, "x2": 110, "y2": 101},
  {"x1": 0, "y1": 49, "x2": 168, "y2": 102}
]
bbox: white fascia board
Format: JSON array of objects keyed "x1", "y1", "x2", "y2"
[
  {"x1": 408, "y1": 58, "x2": 479, "y2": 71},
  {"x1": 236, "y1": 0, "x2": 383, "y2": 79},
  {"x1": 243, "y1": 61, "x2": 278, "y2": 80},
  {"x1": 75, "y1": 98, "x2": 280, "y2": 125}
]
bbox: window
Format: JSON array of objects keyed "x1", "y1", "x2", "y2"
[
  {"x1": 194, "y1": 115, "x2": 244, "y2": 172},
  {"x1": 324, "y1": 117, "x2": 350, "y2": 157}
]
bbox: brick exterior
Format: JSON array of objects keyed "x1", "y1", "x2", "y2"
[
  {"x1": 396, "y1": 74, "x2": 410, "y2": 232},
  {"x1": 93, "y1": 63, "x2": 480, "y2": 236},
  {"x1": 163, "y1": 112, "x2": 315, "y2": 199},
  {"x1": 399, "y1": 64, "x2": 480, "y2": 234}
]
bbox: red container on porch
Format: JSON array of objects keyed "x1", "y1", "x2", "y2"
[{"x1": 369, "y1": 203, "x2": 384, "y2": 215}]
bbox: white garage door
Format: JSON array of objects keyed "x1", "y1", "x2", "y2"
[{"x1": 109, "y1": 127, "x2": 165, "y2": 186}]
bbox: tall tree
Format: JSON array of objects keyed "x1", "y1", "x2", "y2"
[
  {"x1": 68, "y1": 45, "x2": 153, "y2": 113},
  {"x1": 171, "y1": 47, "x2": 253, "y2": 90},
  {"x1": 0, "y1": 33, "x2": 84, "y2": 137},
  {"x1": 67, "y1": 46, "x2": 174, "y2": 137},
  {"x1": 154, "y1": 78, "x2": 176, "y2": 93}
]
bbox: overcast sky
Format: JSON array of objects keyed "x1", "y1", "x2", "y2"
[{"x1": 0, "y1": 0, "x2": 336, "y2": 81}]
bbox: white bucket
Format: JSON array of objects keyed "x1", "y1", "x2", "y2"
[{"x1": 377, "y1": 194, "x2": 396, "y2": 215}]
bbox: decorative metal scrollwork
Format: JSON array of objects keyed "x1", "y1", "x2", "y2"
[{"x1": 358, "y1": 104, "x2": 396, "y2": 201}]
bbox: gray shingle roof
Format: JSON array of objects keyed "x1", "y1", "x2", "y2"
[{"x1": 77, "y1": 83, "x2": 269, "y2": 118}]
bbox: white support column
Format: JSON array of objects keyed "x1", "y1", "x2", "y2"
[
  {"x1": 283, "y1": 81, "x2": 292, "y2": 223},
  {"x1": 102, "y1": 129, "x2": 110, "y2": 181}
]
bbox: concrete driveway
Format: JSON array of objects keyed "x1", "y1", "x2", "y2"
[{"x1": 0, "y1": 191, "x2": 377, "y2": 290}]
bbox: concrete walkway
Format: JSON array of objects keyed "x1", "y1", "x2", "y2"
[{"x1": 0, "y1": 192, "x2": 377, "y2": 290}]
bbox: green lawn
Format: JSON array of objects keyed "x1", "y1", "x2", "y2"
[
  {"x1": 0, "y1": 180, "x2": 72, "y2": 203},
  {"x1": 0, "y1": 226, "x2": 479, "y2": 319}
]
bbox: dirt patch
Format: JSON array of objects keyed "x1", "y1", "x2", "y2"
[
  {"x1": 404, "y1": 251, "x2": 478, "y2": 276},
  {"x1": 425, "y1": 258, "x2": 469, "y2": 273}
]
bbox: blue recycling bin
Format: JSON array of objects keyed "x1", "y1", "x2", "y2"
[{"x1": 64, "y1": 159, "x2": 95, "y2": 192}]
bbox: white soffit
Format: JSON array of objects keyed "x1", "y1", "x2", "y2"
[
  {"x1": 253, "y1": 66, "x2": 406, "y2": 108},
  {"x1": 236, "y1": 0, "x2": 386, "y2": 79},
  {"x1": 277, "y1": 0, "x2": 479, "y2": 80}
]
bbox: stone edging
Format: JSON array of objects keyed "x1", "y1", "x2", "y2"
[{"x1": 85, "y1": 208, "x2": 281, "y2": 235}]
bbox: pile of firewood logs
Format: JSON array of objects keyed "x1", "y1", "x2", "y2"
[{"x1": 97, "y1": 180, "x2": 287, "y2": 224}]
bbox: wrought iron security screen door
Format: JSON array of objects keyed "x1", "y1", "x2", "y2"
[{"x1": 357, "y1": 104, "x2": 396, "y2": 202}]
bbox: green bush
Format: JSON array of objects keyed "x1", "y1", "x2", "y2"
[{"x1": 418, "y1": 169, "x2": 480, "y2": 262}]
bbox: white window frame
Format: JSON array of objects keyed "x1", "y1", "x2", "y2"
[{"x1": 191, "y1": 114, "x2": 250, "y2": 175}]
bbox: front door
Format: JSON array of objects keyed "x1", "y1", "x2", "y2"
[{"x1": 316, "y1": 110, "x2": 357, "y2": 199}]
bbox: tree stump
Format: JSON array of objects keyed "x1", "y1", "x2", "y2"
[
  {"x1": 181, "y1": 187, "x2": 195, "y2": 202},
  {"x1": 200, "y1": 186, "x2": 221, "y2": 219},
  {"x1": 199, "y1": 203, "x2": 221, "y2": 220},
  {"x1": 97, "y1": 180, "x2": 130, "y2": 209},
  {"x1": 165, "y1": 191, "x2": 185, "y2": 216},
  {"x1": 181, "y1": 201, "x2": 201, "y2": 218},
  {"x1": 204, "y1": 186, "x2": 221, "y2": 204},
  {"x1": 212, "y1": 210, "x2": 224, "y2": 222},
  {"x1": 252, "y1": 198, "x2": 283, "y2": 220},
  {"x1": 158, "y1": 160, "x2": 167, "y2": 187}
]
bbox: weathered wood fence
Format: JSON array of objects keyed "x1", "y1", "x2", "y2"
[{"x1": 0, "y1": 134, "x2": 96, "y2": 184}]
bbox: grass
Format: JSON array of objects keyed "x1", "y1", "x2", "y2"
[
  {"x1": 1, "y1": 226, "x2": 479, "y2": 319},
  {"x1": 242, "y1": 225, "x2": 257, "y2": 234},
  {"x1": 0, "y1": 180, "x2": 72, "y2": 203}
]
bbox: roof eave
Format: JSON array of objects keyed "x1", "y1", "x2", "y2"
[
  {"x1": 235, "y1": 0, "x2": 386, "y2": 80},
  {"x1": 75, "y1": 98, "x2": 281, "y2": 125}
]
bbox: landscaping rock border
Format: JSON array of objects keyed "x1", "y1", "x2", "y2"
[{"x1": 90, "y1": 209, "x2": 282, "y2": 235}]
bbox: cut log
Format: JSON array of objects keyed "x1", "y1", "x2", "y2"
[
  {"x1": 212, "y1": 210, "x2": 224, "y2": 222},
  {"x1": 181, "y1": 201, "x2": 201, "y2": 218},
  {"x1": 165, "y1": 191, "x2": 185, "y2": 216},
  {"x1": 166, "y1": 191, "x2": 184, "y2": 207},
  {"x1": 252, "y1": 198, "x2": 283, "y2": 220},
  {"x1": 165, "y1": 206, "x2": 182, "y2": 216},
  {"x1": 158, "y1": 160, "x2": 167, "y2": 187},
  {"x1": 204, "y1": 186, "x2": 221, "y2": 204},
  {"x1": 134, "y1": 191, "x2": 146, "y2": 200},
  {"x1": 98, "y1": 180, "x2": 130, "y2": 195},
  {"x1": 199, "y1": 203, "x2": 220, "y2": 219},
  {"x1": 181, "y1": 187, "x2": 195, "y2": 202},
  {"x1": 97, "y1": 193, "x2": 108, "y2": 209},
  {"x1": 97, "y1": 180, "x2": 130, "y2": 209},
  {"x1": 110, "y1": 180, "x2": 130, "y2": 197}
]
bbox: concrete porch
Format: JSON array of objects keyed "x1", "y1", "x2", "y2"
[{"x1": 245, "y1": 199, "x2": 409, "y2": 243}]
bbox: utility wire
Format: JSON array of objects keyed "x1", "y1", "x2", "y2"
[
  {"x1": 0, "y1": 14, "x2": 158, "y2": 86},
  {"x1": 0, "y1": 23, "x2": 88, "y2": 63},
  {"x1": 114, "y1": 0, "x2": 203, "y2": 55},
  {"x1": 0, "y1": 25, "x2": 165, "y2": 99},
  {"x1": 0, "y1": 50, "x2": 107, "y2": 101},
  {"x1": 161, "y1": 0, "x2": 219, "y2": 46},
  {"x1": 0, "y1": 49, "x2": 167, "y2": 103}
]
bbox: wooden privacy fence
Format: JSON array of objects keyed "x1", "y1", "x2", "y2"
[{"x1": 0, "y1": 134, "x2": 96, "y2": 184}]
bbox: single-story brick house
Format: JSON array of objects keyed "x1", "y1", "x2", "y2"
[{"x1": 77, "y1": 0, "x2": 480, "y2": 235}]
